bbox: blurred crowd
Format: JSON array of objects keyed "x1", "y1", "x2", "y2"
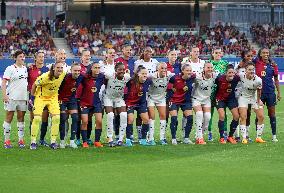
[{"x1": 0, "y1": 17, "x2": 56, "y2": 58}]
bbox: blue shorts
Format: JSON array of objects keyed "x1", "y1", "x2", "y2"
[
  {"x1": 169, "y1": 102, "x2": 192, "y2": 112},
  {"x1": 127, "y1": 104, "x2": 148, "y2": 114},
  {"x1": 60, "y1": 101, "x2": 78, "y2": 111},
  {"x1": 80, "y1": 104, "x2": 102, "y2": 114},
  {"x1": 216, "y1": 99, "x2": 238, "y2": 110},
  {"x1": 261, "y1": 93, "x2": 276, "y2": 107}
]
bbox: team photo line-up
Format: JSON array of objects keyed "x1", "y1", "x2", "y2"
[{"x1": 1, "y1": 45, "x2": 281, "y2": 149}]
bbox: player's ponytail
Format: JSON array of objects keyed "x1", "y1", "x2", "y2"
[{"x1": 48, "y1": 63, "x2": 55, "y2": 80}]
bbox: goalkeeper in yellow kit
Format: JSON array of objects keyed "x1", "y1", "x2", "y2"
[{"x1": 29, "y1": 62, "x2": 66, "y2": 149}]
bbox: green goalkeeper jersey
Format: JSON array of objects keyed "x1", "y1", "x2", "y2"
[{"x1": 209, "y1": 59, "x2": 229, "y2": 100}]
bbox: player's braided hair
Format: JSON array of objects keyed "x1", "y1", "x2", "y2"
[{"x1": 115, "y1": 62, "x2": 124, "y2": 71}]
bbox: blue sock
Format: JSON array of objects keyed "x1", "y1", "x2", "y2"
[
  {"x1": 170, "y1": 116, "x2": 178, "y2": 139},
  {"x1": 59, "y1": 113, "x2": 67, "y2": 140},
  {"x1": 229, "y1": 119, "x2": 239, "y2": 137},
  {"x1": 184, "y1": 115, "x2": 193, "y2": 138},
  {"x1": 218, "y1": 120, "x2": 225, "y2": 138},
  {"x1": 70, "y1": 113, "x2": 79, "y2": 140},
  {"x1": 81, "y1": 130, "x2": 87, "y2": 143},
  {"x1": 76, "y1": 119, "x2": 81, "y2": 140},
  {"x1": 126, "y1": 124, "x2": 133, "y2": 139},
  {"x1": 87, "y1": 121, "x2": 92, "y2": 139},
  {"x1": 95, "y1": 129, "x2": 102, "y2": 142},
  {"x1": 142, "y1": 124, "x2": 149, "y2": 139},
  {"x1": 40, "y1": 121, "x2": 48, "y2": 140},
  {"x1": 269, "y1": 116, "x2": 276, "y2": 135}
]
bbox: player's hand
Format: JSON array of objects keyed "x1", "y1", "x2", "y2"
[
  {"x1": 258, "y1": 99, "x2": 263, "y2": 107},
  {"x1": 277, "y1": 92, "x2": 281, "y2": 101},
  {"x1": 3, "y1": 94, "x2": 9, "y2": 103},
  {"x1": 29, "y1": 95, "x2": 35, "y2": 108}
]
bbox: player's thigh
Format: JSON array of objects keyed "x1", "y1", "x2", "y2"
[
  {"x1": 105, "y1": 106, "x2": 114, "y2": 114},
  {"x1": 16, "y1": 110, "x2": 26, "y2": 122},
  {"x1": 217, "y1": 108, "x2": 225, "y2": 120},
  {"x1": 254, "y1": 107, "x2": 264, "y2": 122},
  {"x1": 47, "y1": 99, "x2": 60, "y2": 116},
  {"x1": 33, "y1": 98, "x2": 47, "y2": 116}
]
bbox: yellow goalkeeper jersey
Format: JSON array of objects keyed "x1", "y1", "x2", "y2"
[{"x1": 34, "y1": 71, "x2": 66, "y2": 98}]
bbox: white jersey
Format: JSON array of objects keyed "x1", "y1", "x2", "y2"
[
  {"x1": 134, "y1": 58, "x2": 159, "y2": 75},
  {"x1": 182, "y1": 57, "x2": 205, "y2": 76},
  {"x1": 192, "y1": 73, "x2": 217, "y2": 102},
  {"x1": 47, "y1": 62, "x2": 70, "y2": 73},
  {"x1": 99, "y1": 60, "x2": 115, "y2": 77},
  {"x1": 235, "y1": 67, "x2": 246, "y2": 98},
  {"x1": 3, "y1": 64, "x2": 28, "y2": 100},
  {"x1": 148, "y1": 72, "x2": 172, "y2": 102},
  {"x1": 239, "y1": 74, "x2": 262, "y2": 99},
  {"x1": 104, "y1": 74, "x2": 130, "y2": 99}
]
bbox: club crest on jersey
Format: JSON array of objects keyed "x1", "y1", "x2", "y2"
[
  {"x1": 227, "y1": 88, "x2": 232, "y2": 92},
  {"x1": 138, "y1": 92, "x2": 143, "y2": 96},
  {"x1": 172, "y1": 88, "x2": 176, "y2": 92},
  {"x1": 91, "y1": 87, "x2": 97, "y2": 93},
  {"x1": 183, "y1": 86, "x2": 188, "y2": 91},
  {"x1": 38, "y1": 71, "x2": 41, "y2": 75},
  {"x1": 261, "y1": 71, "x2": 266, "y2": 77},
  {"x1": 71, "y1": 88, "x2": 76, "y2": 92},
  {"x1": 125, "y1": 69, "x2": 130, "y2": 74}
]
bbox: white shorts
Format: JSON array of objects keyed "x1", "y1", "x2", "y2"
[
  {"x1": 192, "y1": 98, "x2": 211, "y2": 108},
  {"x1": 103, "y1": 96, "x2": 126, "y2": 108},
  {"x1": 238, "y1": 96, "x2": 262, "y2": 110},
  {"x1": 4, "y1": 99, "x2": 27, "y2": 112},
  {"x1": 148, "y1": 96, "x2": 166, "y2": 107}
]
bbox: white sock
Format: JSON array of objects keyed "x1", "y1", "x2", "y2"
[
  {"x1": 203, "y1": 112, "x2": 211, "y2": 134},
  {"x1": 60, "y1": 140, "x2": 65, "y2": 144},
  {"x1": 70, "y1": 140, "x2": 75, "y2": 144},
  {"x1": 246, "y1": 125, "x2": 250, "y2": 137},
  {"x1": 3, "y1": 121, "x2": 11, "y2": 141},
  {"x1": 160, "y1": 120, "x2": 166, "y2": 140},
  {"x1": 273, "y1": 135, "x2": 277, "y2": 139},
  {"x1": 106, "y1": 112, "x2": 114, "y2": 141},
  {"x1": 119, "y1": 112, "x2": 127, "y2": 142},
  {"x1": 195, "y1": 111, "x2": 203, "y2": 139},
  {"x1": 256, "y1": 124, "x2": 264, "y2": 138},
  {"x1": 240, "y1": 125, "x2": 246, "y2": 139},
  {"x1": 17, "y1": 122, "x2": 25, "y2": 141},
  {"x1": 182, "y1": 117, "x2": 187, "y2": 138},
  {"x1": 235, "y1": 125, "x2": 240, "y2": 138},
  {"x1": 149, "y1": 119, "x2": 155, "y2": 141}
]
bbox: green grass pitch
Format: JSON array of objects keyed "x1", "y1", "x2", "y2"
[{"x1": 0, "y1": 87, "x2": 284, "y2": 193}]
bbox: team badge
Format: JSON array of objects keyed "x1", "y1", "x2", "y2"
[
  {"x1": 261, "y1": 71, "x2": 266, "y2": 77},
  {"x1": 71, "y1": 88, "x2": 76, "y2": 92},
  {"x1": 226, "y1": 89, "x2": 232, "y2": 92},
  {"x1": 183, "y1": 86, "x2": 188, "y2": 91},
  {"x1": 172, "y1": 88, "x2": 176, "y2": 92},
  {"x1": 138, "y1": 92, "x2": 143, "y2": 96},
  {"x1": 91, "y1": 87, "x2": 97, "y2": 93},
  {"x1": 125, "y1": 69, "x2": 130, "y2": 74},
  {"x1": 38, "y1": 71, "x2": 41, "y2": 75}
]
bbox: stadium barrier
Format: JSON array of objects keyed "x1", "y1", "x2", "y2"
[{"x1": 0, "y1": 58, "x2": 284, "y2": 86}]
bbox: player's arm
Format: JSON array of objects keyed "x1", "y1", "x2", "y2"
[
  {"x1": 272, "y1": 62, "x2": 281, "y2": 101},
  {"x1": 274, "y1": 75, "x2": 281, "y2": 101},
  {"x1": 1, "y1": 79, "x2": 9, "y2": 103}
]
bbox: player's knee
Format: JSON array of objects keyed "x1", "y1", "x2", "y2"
[
  {"x1": 60, "y1": 113, "x2": 68, "y2": 123},
  {"x1": 171, "y1": 116, "x2": 178, "y2": 124},
  {"x1": 52, "y1": 115, "x2": 60, "y2": 125},
  {"x1": 33, "y1": 115, "x2": 42, "y2": 125},
  {"x1": 204, "y1": 112, "x2": 211, "y2": 121},
  {"x1": 71, "y1": 113, "x2": 79, "y2": 123},
  {"x1": 196, "y1": 111, "x2": 203, "y2": 120},
  {"x1": 107, "y1": 112, "x2": 114, "y2": 120}
]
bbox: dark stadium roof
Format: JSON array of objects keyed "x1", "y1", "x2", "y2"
[{"x1": 5, "y1": 0, "x2": 284, "y2": 4}]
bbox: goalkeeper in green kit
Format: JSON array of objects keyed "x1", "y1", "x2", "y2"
[{"x1": 208, "y1": 47, "x2": 229, "y2": 141}]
